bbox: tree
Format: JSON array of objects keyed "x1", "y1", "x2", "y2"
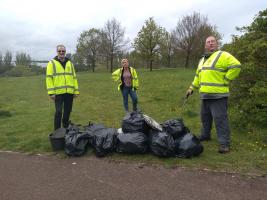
[
  {"x1": 0, "y1": 51, "x2": 2, "y2": 67},
  {"x1": 160, "y1": 31, "x2": 175, "y2": 67},
  {"x1": 76, "y1": 28, "x2": 102, "y2": 72},
  {"x1": 0, "y1": 51, "x2": 13, "y2": 74},
  {"x1": 71, "y1": 53, "x2": 87, "y2": 72},
  {"x1": 101, "y1": 18, "x2": 128, "y2": 72},
  {"x1": 222, "y1": 9, "x2": 267, "y2": 129},
  {"x1": 172, "y1": 12, "x2": 221, "y2": 68},
  {"x1": 134, "y1": 17, "x2": 166, "y2": 71},
  {"x1": 0, "y1": 51, "x2": 3, "y2": 74},
  {"x1": 16, "y1": 52, "x2": 31, "y2": 66},
  {"x1": 4, "y1": 51, "x2": 12, "y2": 67}
]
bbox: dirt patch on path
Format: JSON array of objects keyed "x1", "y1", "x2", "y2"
[{"x1": 0, "y1": 151, "x2": 266, "y2": 200}]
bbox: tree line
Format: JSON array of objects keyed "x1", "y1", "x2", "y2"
[
  {"x1": 74, "y1": 12, "x2": 221, "y2": 72},
  {"x1": 0, "y1": 51, "x2": 45, "y2": 76}
]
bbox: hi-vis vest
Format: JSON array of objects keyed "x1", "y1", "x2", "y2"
[
  {"x1": 112, "y1": 67, "x2": 139, "y2": 91},
  {"x1": 46, "y1": 59, "x2": 79, "y2": 95},
  {"x1": 190, "y1": 50, "x2": 241, "y2": 94}
]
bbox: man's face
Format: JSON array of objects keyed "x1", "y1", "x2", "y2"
[
  {"x1": 57, "y1": 46, "x2": 66, "y2": 59},
  {"x1": 205, "y1": 36, "x2": 218, "y2": 53}
]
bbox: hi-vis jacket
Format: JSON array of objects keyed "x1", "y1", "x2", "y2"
[
  {"x1": 190, "y1": 50, "x2": 241, "y2": 97},
  {"x1": 112, "y1": 67, "x2": 139, "y2": 91},
  {"x1": 46, "y1": 59, "x2": 79, "y2": 95}
]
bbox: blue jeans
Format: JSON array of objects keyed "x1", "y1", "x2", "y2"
[{"x1": 121, "y1": 86, "x2": 138, "y2": 112}]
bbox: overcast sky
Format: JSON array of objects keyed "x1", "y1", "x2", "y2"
[{"x1": 0, "y1": 0, "x2": 266, "y2": 60}]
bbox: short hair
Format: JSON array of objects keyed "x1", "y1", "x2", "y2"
[
  {"x1": 121, "y1": 58, "x2": 128, "y2": 63},
  {"x1": 56, "y1": 44, "x2": 66, "y2": 51},
  {"x1": 206, "y1": 36, "x2": 217, "y2": 41}
]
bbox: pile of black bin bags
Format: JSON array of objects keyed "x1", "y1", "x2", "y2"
[{"x1": 64, "y1": 111, "x2": 203, "y2": 158}]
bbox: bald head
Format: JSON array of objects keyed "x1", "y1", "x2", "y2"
[{"x1": 205, "y1": 36, "x2": 218, "y2": 53}]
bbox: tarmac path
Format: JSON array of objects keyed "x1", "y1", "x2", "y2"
[{"x1": 0, "y1": 151, "x2": 266, "y2": 200}]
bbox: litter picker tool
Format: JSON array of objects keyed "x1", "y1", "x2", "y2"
[{"x1": 178, "y1": 94, "x2": 189, "y2": 119}]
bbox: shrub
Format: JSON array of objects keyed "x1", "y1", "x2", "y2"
[
  {"x1": 223, "y1": 9, "x2": 267, "y2": 129},
  {"x1": 5, "y1": 65, "x2": 35, "y2": 77}
]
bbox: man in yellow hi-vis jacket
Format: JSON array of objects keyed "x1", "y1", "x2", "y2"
[
  {"x1": 46, "y1": 45, "x2": 79, "y2": 130},
  {"x1": 186, "y1": 36, "x2": 241, "y2": 154}
]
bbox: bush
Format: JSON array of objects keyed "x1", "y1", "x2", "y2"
[
  {"x1": 29, "y1": 65, "x2": 46, "y2": 75},
  {"x1": 223, "y1": 9, "x2": 267, "y2": 129},
  {"x1": 4, "y1": 65, "x2": 35, "y2": 77}
]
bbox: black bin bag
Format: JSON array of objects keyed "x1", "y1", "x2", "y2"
[
  {"x1": 84, "y1": 123, "x2": 106, "y2": 143},
  {"x1": 174, "y1": 133, "x2": 204, "y2": 158},
  {"x1": 65, "y1": 125, "x2": 90, "y2": 156},
  {"x1": 84, "y1": 123, "x2": 106, "y2": 134},
  {"x1": 149, "y1": 130, "x2": 175, "y2": 158},
  {"x1": 116, "y1": 132, "x2": 148, "y2": 154},
  {"x1": 122, "y1": 111, "x2": 148, "y2": 133},
  {"x1": 162, "y1": 119, "x2": 187, "y2": 139},
  {"x1": 91, "y1": 128, "x2": 118, "y2": 157}
]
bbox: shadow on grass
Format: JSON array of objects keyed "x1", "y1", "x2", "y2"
[{"x1": 0, "y1": 110, "x2": 12, "y2": 118}]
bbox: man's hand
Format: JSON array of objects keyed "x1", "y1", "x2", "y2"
[
  {"x1": 186, "y1": 88, "x2": 193, "y2": 98},
  {"x1": 49, "y1": 95, "x2": 56, "y2": 101},
  {"x1": 74, "y1": 94, "x2": 79, "y2": 98}
]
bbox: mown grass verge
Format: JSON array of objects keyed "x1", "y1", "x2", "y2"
[{"x1": 0, "y1": 68, "x2": 266, "y2": 175}]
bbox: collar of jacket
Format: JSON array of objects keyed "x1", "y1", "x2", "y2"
[
  {"x1": 54, "y1": 56, "x2": 70, "y2": 62},
  {"x1": 53, "y1": 56, "x2": 70, "y2": 68}
]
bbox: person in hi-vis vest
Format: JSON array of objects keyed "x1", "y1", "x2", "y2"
[
  {"x1": 186, "y1": 36, "x2": 241, "y2": 154},
  {"x1": 112, "y1": 58, "x2": 139, "y2": 113},
  {"x1": 46, "y1": 45, "x2": 79, "y2": 130}
]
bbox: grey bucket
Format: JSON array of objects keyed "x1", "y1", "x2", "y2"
[{"x1": 49, "y1": 128, "x2": 66, "y2": 151}]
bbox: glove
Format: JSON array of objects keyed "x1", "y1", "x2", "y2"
[{"x1": 186, "y1": 88, "x2": 193, "y2": 98}]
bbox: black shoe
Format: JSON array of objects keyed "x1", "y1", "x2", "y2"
[
  {"x1": 198, "y1": 135, "x2": 211, "y2": 141},
  {"x1": 63, "y1": 120, "x2": 72, "y2": 129},
  {"x1": 218, "y1": 145, "x2": 230, "y2": 154}
]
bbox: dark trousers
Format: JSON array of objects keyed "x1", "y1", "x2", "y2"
[
  {"x1": 121, "y1": 86, "x2": 138, "y2": 112},
  {"x1": 54, "y1": 94, "x2": 74, "y2": 130},
  {"x1": 200, "y1": 97, "x2": 230, "y2": 146}
]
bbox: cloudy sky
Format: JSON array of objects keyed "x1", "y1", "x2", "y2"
[{"x1": 0, "y1": 0, "x2": 266, "y2": 60}]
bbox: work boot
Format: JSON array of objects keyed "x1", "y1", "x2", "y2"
[
  {"x1": 198, "y1": 134, "x2": 211, "y2": 141},
  {"x1": 63, "y1": 120, "x2": 71, "y2": 129},
  {"x1": 218, "y1": 145, "x2": 230, "y2": 154}
]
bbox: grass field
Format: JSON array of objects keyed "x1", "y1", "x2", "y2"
[{"x1": 0, "y1": 68, "x2": 266, "y2": 175}]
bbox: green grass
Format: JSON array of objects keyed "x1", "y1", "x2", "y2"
[{"x1": 0, "y1": 68, "x2": 266, "y2": 175}]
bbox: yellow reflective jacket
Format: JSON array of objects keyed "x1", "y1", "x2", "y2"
[
  {"x1": 46, "y1": 58, "x2": 79, "y2": 95},
  {"x1": 190, "y1": 50, "x2": 241, "y2": 96},
  {"x1": 112, "y1": 67, "x2": 139, "y2": 91}
]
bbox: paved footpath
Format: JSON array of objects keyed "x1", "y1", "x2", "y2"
[{"x1": 0, "y1": 151, "x2": 266, "y2": 200}]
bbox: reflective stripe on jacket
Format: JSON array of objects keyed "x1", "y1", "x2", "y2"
[
  {"x1": 190, "y1": 50, "x2": 241, "y2": 95},
  {"x1": 112, "y1": 67, "x2": 139, "y2": 91},
  {"x1": 46, "y1": 59, "x2": 79, "y2": 95}
]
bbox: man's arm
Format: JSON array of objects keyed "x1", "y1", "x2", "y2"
[
  {"x1": 46, "y1": 61, "x2": 55, "y2": 99},
  {"x1": 71, "y1": 62, "x2": 79, "y2": 96},
  {"x1": 224, "y1": 52, "x2": 241, "y2": 83},
  {"x1": 186, "y1": 65, "x2": 201, "y2": 97}
]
